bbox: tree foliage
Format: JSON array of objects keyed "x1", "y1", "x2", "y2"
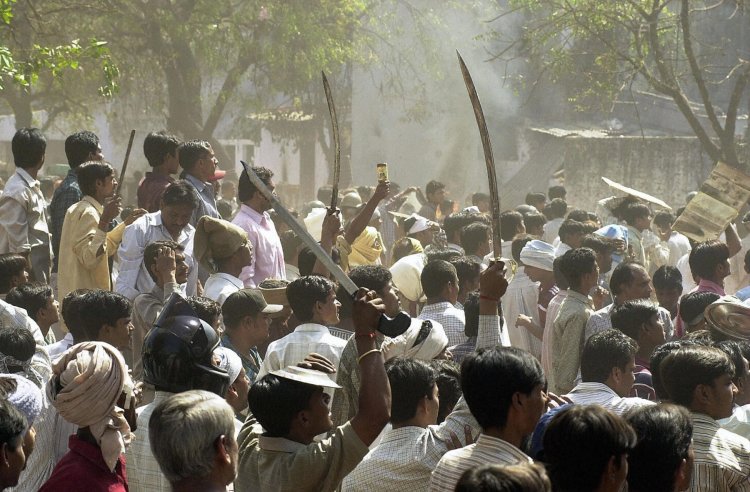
[{"x1": 493, "y1": 0, "x2": 750, "y2": 168}]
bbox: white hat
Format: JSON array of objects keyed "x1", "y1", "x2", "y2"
[
  {"x1": 270, "y1": 366, "x2": 341, "y2": 389},
  {"x1": 214, "y1": 347, "x2": 243, "y2": 384},
  {"x1": 304, "y1": 207, "x2": 327, "y2": 242},
  {"x1": 406, "y1": 214, "x2": 433, "y2": 235},
  {"x1": 520, "y1": 240, "x2": 556, "y2": 272}
]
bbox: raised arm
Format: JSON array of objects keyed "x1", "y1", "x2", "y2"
[{"x1": 344, "y1": 181, "x2": 389, "y2": 245}]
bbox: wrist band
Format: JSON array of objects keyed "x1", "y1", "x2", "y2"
[
  {"x1": 479, "y1": 295, "x2": 499, "y2": 302},
  {"x1": 357, "y1": 349, "x2": 381, "y2": 364}
]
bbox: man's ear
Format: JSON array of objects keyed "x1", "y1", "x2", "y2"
[
  {"x1": 215, "y1": 435, "x2": 232, "y2": 464},
  {"x1": 694, "y1": 383, "x2": 711, "y2": 407},
  {"x1": 674, "y1": 457, "x2": 690, "y2": 490}
]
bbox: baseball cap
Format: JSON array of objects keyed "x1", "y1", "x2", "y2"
[{"x1": 222, "y1": 288, "x2": 283, "y2": 325}]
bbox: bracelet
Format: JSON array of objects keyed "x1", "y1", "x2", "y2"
[
  {"x1": 357, "y1": 349, "x2": 381, "y2": 364},
  {"x1": 479, "y1": 295, "x2": 499, "y2": 302}
]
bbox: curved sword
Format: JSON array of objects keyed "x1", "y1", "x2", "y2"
[
  {"x1": 457, "y1": 51, "x2": 502, "y2": 258},
  {"x1": 322, "y1": 71, "x2": 341, "y2": 210}
]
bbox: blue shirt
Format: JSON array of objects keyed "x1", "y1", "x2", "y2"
[{"x1": 49, "y1": 169, "x2": 82, "y2": 272}]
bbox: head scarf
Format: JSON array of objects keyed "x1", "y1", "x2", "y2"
[
  {"x1": 1, "y1": 373, "x2": 42, "y2": 427},
  {"x1": 520, "y1": 240, "x2": 556, "y2": 272},
  {"x1": 0, "y1": 352, "x2": 47, "y2": 390},
  {"x1": 214, "y1": 346, "x2": 242, "y2": 384},
  {"x1": 348, "y1": 227, "x2": 384, "y2": 267},
  {"x1": 381, "y1": 319, "x2": 448, "y2": 361},
  {"x1": 194, "y1": 216, "x2": 249, "y2": 272},
  {"x1": 46, "y1": 342, "x2": 133, "y2": 471}
]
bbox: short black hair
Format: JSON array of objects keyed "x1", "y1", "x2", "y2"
[
  {"x1": 581, "y1": 234, "x2": 612, "y2": 256},
  {"x1": 177, "y1": 140, "x2": 212, "y2": 171},
  {"x1": 679, "y1": 291, "x2": 720, "y2": 327},
  {"x1": 0, "y1": 253, "x2": 27, "y2": 293},
  {"x1": 472, "y1": 192, "x2": 489, "y2": 206},
  {"x1": 337, "y1": 265, "x2": 394, "y2": 320},
  {"x1": 425, "y1": 180, "x2": 445, "y2": 196},
  {"x1": 548, "y1": 185, "x2": 566, "y2": 200},
  {"x1": 78, "y1": 290, "x2": 132, "y2": 341},
  {"x1": 544, "y1": 405, "x2": 636, "y2": 492},
  {"x1": 431, "y1": 359, "x2": 461, "y2": 425},
  {"x1": 625, "y1": 403, "x2": 693, "y2": 492},
  {"x1": 652, "y1": 266, "x2": 682, "y2": 291},
  {"x1": 580, "y1": 330, "x2": 638, "y2": 383},
  {"x1": 500, "y1": 210, "x2": 524, "y2": 241},
  {"x1": 421, "y1": 260, "x2": 457, "y2": 299},
  {"x1": 297, "y1": 247, "x2": 317, "y2": 277},
  {"x1": 143, "y1": 241, "x2": 184, "y2": 282},
  {"x1": 460, "y1": 222, "x2": 491, "y2": 256},
  {"x1": 461, "y1": 346, "x2": 545, "y2": 430},
  {"x1": 0, "y1": 399, "x2": 26, "y2": 450},
  {"x1": 445, "y1": 212, "x2": 487, "y2": 242},
  {"x1": 652, "y1": 211, "x2": 675, "y2": 230},
  {"x1": 12, "y1": 127, "x2": 46, "y2": 169},
  {"x1": 689, "y1": 240, "x2": 729, "y2": 279},
  {"x1": 609, "y1": 261, "x2": 645, "y2": 297},
  {"x1": 77, "y1": 160, "x2": 114, "y2": 197},
  {"x1": 559, "y1": 248, "x2": 597, "y2": 290},
  {"x1": 238, "y1": 166, "x2": 274, "y2": 202},
  {"x1": 622, "y1": 202, "x2": 651, "y2": 225},
  {"x1": 650, "y1": 340, "x2": 698, "y2": 400},
  {"x1": 455, "y1": 463, "x2": 551, "y2": 492},
  {"x1": 287, "y1": 276, "x2": 334, "y2": 322},
  {"x1": 544, "y1": 198, "x2": 567, "y2": 219},
  {"x1": 557, "y1": 219, "x2": 584, "y2": 243},
  {"x1": 5, "y1": 282, "x2": 53, "y2": 323},
  {"x1": 660, "y1": 345, "x2": 734, "y2": 406},
  {"x1": 186, "y1": 296, "x2": 222, "y2": 327},
  {"x1": 0, "y1": 325, "x2": 35, "y2": 364},
  {"x1": 552, "y1": 256, "x2": 568, "y2": 290},
  {"x1": 610, "y1": 300, "x2": 659, "y2": 342},
  {"x1": 248, "y1": 374, "x2": 319, "y2": 437},
  {"x1": 566, "y1": 209, "x2": 589, "y2": 223},
  {"x1": 61, "y1": 288, "x2": 91, "y2": 342},
  {"x1": 65, "y1": 130, "x2": 100, "y2": 168},
  {"x1": 386, "y1": 358, "x2": 437, "y2": 424},
  {"x1": 143, "y1": 131, "x2": 180, "y2": 167},
  {"x1": 451, "y1": 257, "x2": 481, "y2": 293},
  {"x1": 161, "y1": 181, "x2": 199, "y2": 209},
  {"x1": 525, "y1": 192, "x2": 546, "y2": 206},
  {"x1": 523, "y1": 212, "x2": 547, "y2": 232},
  {"x1": 714, "y1": 340, "x2": 748, "y2": 384},
  {"x1": 317, "y1": 185, "x2": 334, "y2": 204},
  {"x1": 462, "y1": 291, "x2": 480, "y2": 338}
]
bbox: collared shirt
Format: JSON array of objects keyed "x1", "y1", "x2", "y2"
[
  {"x1": 130, "y1": 282, "x2": 183, "y2": 381},
  {"x1": 184, "y1": 173, "x2": 219, "y2": 227},
  {"x1": 232, "y1": 204, "x2": 285, "y2": 288},
  {"x1": 115, "y1": 211, "x2": 197, "y2": 300},
  {"x1": 50, "y1": 169, "x2": 82, "y2": 272},
  {"x1": 137, "y1": 172, "x2": 174, "y2": 213},
  {"x1": 418, "y1": 301, "x2": 466, "y2": 347},
  {"x1": 428, "y1": 434, "x2": 532, "y2": 492},
  {"x1": 549, "y1": 289, "x2": 594, "y2": 394},
  {"x1": 221, "y1": 334, "x2": 263, "y2": 383},
  {"x1": 236, "y1": 419, "x2": 369, "y2": 492},
  {"x1": 542, "y1": 290, "x2": 568, "y2": 376},
  {"x1": 9, "y1": 397, "x2": 60, "y2": 492},
  {"x1": 257, "y1": 323, "x2": 348, "y2": 382},
  {"x1": 585, "y1": 303, "x2": 674, "y2": 342},
  {"x1": 690, "y1": 412, "x2": 750, "y2": 491},
  {"x1": 57, "y1": 196, "x2": 127, "y2": 318},
  {"x1": 203, "y1": 272, "x2": 244, "y2": 306},
  {"x1": 0, "y1": 168, "x2": 52, "y2": 279},
  {"x1": 40, "y1": 435, "x2": 128, "y2": 492},
  {"x1": 0, "y1": 299, "x2": 52, "y2": 387},
  {"x1": 343, "y1": 397, "x2": 480, "y2": 492},
  {"x1": 127, "y1": 391, "x2": 172, "y2": 492},
  {"x1": 501, "y1": 267, "x2": 540, "y2": 357},
  {"x1": 564, "y1": 382, "x2": 654, "y2": 415}
]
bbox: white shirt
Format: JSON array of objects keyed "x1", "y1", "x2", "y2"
[
  {"x1": 115, "y1": 211, "x2": 197, "y2": 300},
  {"x1": 47, "y1": 333, "x2": 75, "y2": 361},
  {"x1": 500, "y1": 267, "x2": 540, "y2": 357},
  {"x1": 677, "y1": 252, "x2": 697, "y2": 293},
  {"x1": 203, "y1": 272, "x2": 244, "y2": 306},
  {"x1": 257, "y1": 323, "x2": 348, "y2": 382},
  {"x1": 564, "y1": 382, "x2": 654, "y2": 415},
  {"x1": 542, "y1": 217, "x2": 563, "y2": 245},
  {"x1": 285, "y1": 264, "x2": 300, "y2": 281}
]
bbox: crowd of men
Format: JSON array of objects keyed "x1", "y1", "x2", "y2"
[{"x1": 2, "y1": 126, "x2": 750, "y2": 491}]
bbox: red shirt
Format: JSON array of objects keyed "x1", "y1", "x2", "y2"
[
  {"x1": 137, "y1": 172, "x2": 174, "y2": 213},
  {"x1": 40, "y1": 435, "x2": 128, "y2": 492}
]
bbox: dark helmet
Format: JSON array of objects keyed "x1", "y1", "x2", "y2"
[{"x1": 142, "y1": 293, "x2": 229, "y2": 396}]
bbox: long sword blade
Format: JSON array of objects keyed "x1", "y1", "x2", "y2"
[
  {"x1": 457, "y1": 51, "x2": 501, "y2": 258},
  {"x1": 322, "y1": 71, "x2": 341, "y2": 210}
]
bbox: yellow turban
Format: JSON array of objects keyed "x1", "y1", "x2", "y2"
[{"x1": 194, "y1": 216, "x2": 249, "y2": 272}]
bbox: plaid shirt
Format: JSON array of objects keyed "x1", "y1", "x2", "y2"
[
  {"x1": 418, "y1": 302, "x2": 466, "y2": 347},
  {"x1": 127, "y1": 391, "x2": 172, "y2": 492},
  {"x1": 49, "y1": 170, "x2": 82, "y2": 272}
]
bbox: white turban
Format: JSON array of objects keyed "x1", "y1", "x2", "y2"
[
  {"x1": 214, "y1": 346, "x2": 242, "y2": 384},
  {"x1": 382, "y1": 318, "x2": 449, "y2": 361},
  {"x1": 520, "y1": 239, "x2": 556, "y2": 272},
  {"x1": 406, "y1": 214, "x2": 433, "y2": 235}
]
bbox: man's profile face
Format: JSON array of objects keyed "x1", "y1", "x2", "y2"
[
  {"x1": 705, "y1": 373, "x2": 737, "y2": 419},
  {"x1": 428, "y1": 187, "x2": 446, "y2": 204},
  {"x1": 655, "y1": 287, "x2": 681, "y2": 311},
  {"x1": 623, "y1": 267, "x2": 652, "y2": 301},
  {"x1": 175, "y1": 252, "x2": 190, "y2": 284},
  {"x1": 306, "y1": 388, "x2": 334, "y2": 435},
  {"x1": 317, "y1": 289, "x2": 340, "y2": 325},
  {"x1": 89, "y1": 144, "x2": 104, "y2": 162}
]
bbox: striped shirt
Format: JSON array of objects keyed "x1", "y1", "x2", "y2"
[
  {"x1": 690, "y1": 412, "x2": 750, "y2": 491},
  {"x1": 564, "y1": 382, "x2": 654, "y2": 415},
  {"x1": 428, "y1": 434, "x2": 531, "y2": 492}
]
